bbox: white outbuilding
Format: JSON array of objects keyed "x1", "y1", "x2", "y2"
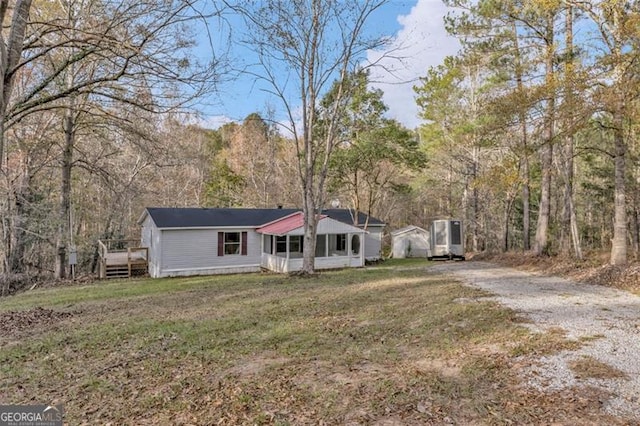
[{"x1": 390, "y1": 226, "x2": 430, "y2": 258}]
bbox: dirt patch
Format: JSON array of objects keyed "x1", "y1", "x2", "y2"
[
  {"x1": 0, "y1": 307, "x2": 77, "y2": 338},
  {"x1": 225, "y1": 354, "x2": 291, "y2": 377}
]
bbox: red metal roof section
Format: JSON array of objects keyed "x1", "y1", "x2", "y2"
[{"x1": 256, "y1": 212, "x2": 327, "y2": 235}]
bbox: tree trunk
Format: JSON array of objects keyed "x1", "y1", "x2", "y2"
[
  {"x1": 55, "y1": 108, "x2": 75, "y2": 279},
  {"x1": 0, "y1": 0, "x2": 33, "y2": 172},
  {"x1": 534, "y1": 143, "x2": 553, "y2": 255},
  {"x1": 522, "y1": 156, "x2": 530, "y2": 251},
  {"x1": 0, "y1": 0, "x2": 33, "y2": 272},
  {"x1": 503, "y1": 197, "x2": 515, "y2": 252},
  {"x1": 608, "y1": 4, "x2": 628, "y2": 266},
  {"x1": 471, "y1": 147, "x2": 480, "y2": 252},
  {"x1": 533, "y1": 14, "x2": 556, "y2": 256},
  {"x1": 560, "y1": 6, "x2": 582, "y2": 260},
  {"x1": 8, "y1": 164, "x2": 32, "y2": 273},
  {"x1": 610, "y1": 115, "x2": 627, "y2": 265},
  {"x1": 632, "y1": 201, "x2": 639, "y2": 260},
  {"x1": 301, "y1": 172, "x2": 318, "y2": 274},
  {"x1": 513, "y1": 20, "x2": 530, "y2": 251}
]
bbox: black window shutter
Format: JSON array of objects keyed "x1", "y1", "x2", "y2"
[
  {"x1": 241, "y1": 232, "x2": 248, "y2": 255},
  {"x1": 218, "y1": 232, "x2": 224, "y2": 256}
]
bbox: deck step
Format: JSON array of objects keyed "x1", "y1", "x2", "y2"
[
  {"x1": 105, "y1": 265, "x2": 131, "y2": 278},
  {"x1": 98, "y1": 241, "x2": 149, "y2": 279}
]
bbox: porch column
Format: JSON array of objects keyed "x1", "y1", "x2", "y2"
[
  {"x1": 325, "y1": 234, "x2": 329, "y2": 257},
  {"x1": 286, "y1": 235, "x2": 290, "y2": 260}
]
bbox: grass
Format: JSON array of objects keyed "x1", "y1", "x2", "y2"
[
  {"x1": 569, "y1": 356, "x2": 629, "y2": 380},
  {"x1": 0, "y1": 262, "x2": 628, "y2": 424}
]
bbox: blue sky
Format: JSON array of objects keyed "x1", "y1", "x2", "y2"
[{"x1": 197, "y1": 0, "x2": 460, "y2": 130}]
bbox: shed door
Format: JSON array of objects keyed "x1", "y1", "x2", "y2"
[
  {"x1": 434, "y1": 221, "x2": 447, "y2": 246},
  {"x1": 450, "y1": 221, "x2": 462, "y2": 245}
]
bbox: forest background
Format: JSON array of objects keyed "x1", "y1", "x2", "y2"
[{"x1": 0, "y1": 0, "x2": 638, "y2": 285}]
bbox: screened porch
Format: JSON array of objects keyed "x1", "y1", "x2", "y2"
[{"x1": 260, "y1": 232, "x2": 365, "y2": 273}]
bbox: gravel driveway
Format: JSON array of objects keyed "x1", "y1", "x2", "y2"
[{"x1": 428, "y1": 261, "x2": 640, "y2": 421}]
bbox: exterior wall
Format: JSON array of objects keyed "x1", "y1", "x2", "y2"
[
  {"x1": 392, "y1": 230, "x2": 430, "y2": 258},
  {"x1": 392, "y1": 237, "x2": 407, "y2": 259},
  {"x1": 364, "y1": 226, "x2": 384, "y2": 260},
  {"x1": 157, "y1": 265, "x2": 261, "y2": 278},
  {"x1": 140, "y1": 210, "x2": 382, "y2": 277},
  {"x1": 141, "y1": 216, "x2": 162, "y2": 278},
  {"x1": 288, "y1": 256, "x2": 361, "y2": 271},
  {"x1": 286, "y1": 217, "x2": 364, "y2": 235},
  {"x1": 261, "y1": 253, "x2": 288, "y2": 273},
  {"x1": 429, "y1": 220, "x2": 464, "y2": 258},
  {"x1": 262, "y1": 254, "x2": 362, "y2": 273},
  {"x1": 157, "y1": 228, "x2": 262, "y2": 277}
]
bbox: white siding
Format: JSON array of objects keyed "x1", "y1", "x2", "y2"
[
  {"x1": 261, "y1": 253, "x2": 288, "y2": 273},
  {"x1": 287, "y1": 217, "x2": 364, "y2": 235},
  {"x1": 364, "y1": 226, "x2": 384, "y2": 260},
  {"x1": 140, "y1": 211, "x2": 382, "y2": 277},
  {"x1": 261, "y1": 252, "x2": 363, "y2": 273},
  {"x1": 392, "y1": 229, "x2": 430, "y2": 258},
  {"x1": 158, "y1": 228, "x2": 262, "y2": 277},
  {"x1": 157, "y1": 265, "x2": 260, "y2": 277},
  {"x1": 141, "y1": 216, "x2": 162, "y2": 277}
]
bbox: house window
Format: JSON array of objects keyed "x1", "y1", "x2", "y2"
[
  {"x1": 225, "y1": 232, "x2": 241, "y2": 255},
  {"x1": 315, "y1": 234, "x2": 327, "y2": 257},
  {"x1": 263, "y1": 234, "x2": 272, "y2": 254},
  {"x1": 276, "y1": 236, "x2": 287, "y2": 254},
  {"x1": 290, "y1": 236, "x2": 303, "y2": 253},
  {"x1": 336, "y1": 234, "x2": 346, "y2": 251},
  {"x1": 351, "y1": 235, "x2": 360, "y2": 255},
  {"x1": 218, "y1": 231, "x2": 247, "y2": 256}
]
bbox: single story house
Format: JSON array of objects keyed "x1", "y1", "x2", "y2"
[
  {"x1": 391, "y1": 225, "x2": 430, "y2": 258},
  {"x1": 138, "y1": 207, "x2": 385, "y2": 277}
]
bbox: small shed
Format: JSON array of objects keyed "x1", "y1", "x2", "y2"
[{"x1": 391, "y1": 226, "x2": 430, "y2": 258}]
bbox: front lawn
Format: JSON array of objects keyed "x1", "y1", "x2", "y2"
[{"x1": 0, "y1": 264, "x2": 624, "y2": 424}]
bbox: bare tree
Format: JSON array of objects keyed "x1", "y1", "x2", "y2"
[
  {"x1": 1, "y1": 0, "x2": 226, "y2": 275},
  {"x1": 533, "y1": 8, "x2": 559, "y2": 256},
  {"x1": 231, "y1": 0, "x2": 386, "y2": 273},
  {"x1": 0, "y1": 0, "x2": 32, "y2": 173}
]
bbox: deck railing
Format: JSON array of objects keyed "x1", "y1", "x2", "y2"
[{"x1": 98, "y1": 239, "x2": 148, "y2": 278}]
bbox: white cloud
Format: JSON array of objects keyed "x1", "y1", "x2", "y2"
[
  {"x1": 198, "y1": 114, "x2": 234, "y2": 130},
  {"x1": 367, "y1": 0, "x2": 460, "y2": 130}
]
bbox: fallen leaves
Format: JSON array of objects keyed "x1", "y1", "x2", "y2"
[{"x1": 0, "y1": 306, "x2": 76, "y2": 337}]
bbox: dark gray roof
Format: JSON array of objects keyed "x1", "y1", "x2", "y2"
[
  {"x1": 322, "y1": 209, "x2": 385, "y2": 227},
  {"x1": 143, "y1": 207, "x2": 385, "y2": 228}
]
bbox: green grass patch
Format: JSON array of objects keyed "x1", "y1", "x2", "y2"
[
  {"x1": 0, "y1": 267, "x2": 626, "y2": 424},
  {"x1": 367, "y1": 257, "x2": 432, "y2": 269}
]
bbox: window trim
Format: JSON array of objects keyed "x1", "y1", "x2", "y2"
[
  {"x1": 276, "y1": 236, "x2": 287, "y2": 254},
  {"x1": 289, "y1": 235, "x2": 303, "y2": 253},
  {"x1": 218, "y1": 231, "x2": 248, "y2": 256},
  {"x1": 224, "y1": 232, "x2": 241, "y2": 255}
]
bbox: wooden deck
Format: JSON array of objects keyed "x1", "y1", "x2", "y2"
[{"x1": 98, "y1": 240, "x2": 149, "y2": 279}]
